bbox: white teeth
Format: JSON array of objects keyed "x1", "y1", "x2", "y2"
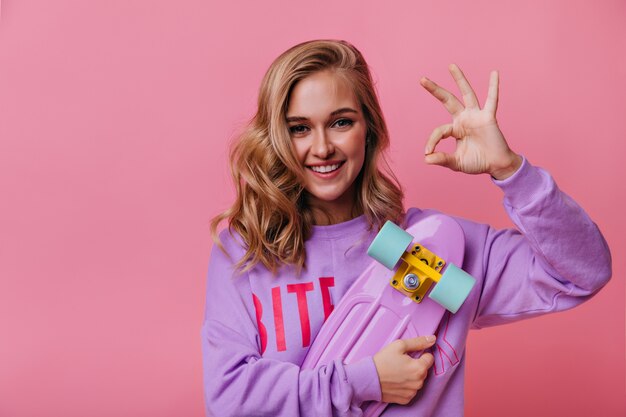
[{"x1": 310, "y1": 163, "x2": 340, "y2": 173}]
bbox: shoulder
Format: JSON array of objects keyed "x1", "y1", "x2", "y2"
[
  {"x1": 208, "y1": 227, "x2": 250, "y2": 276},
  {"x1": 215, "y1": 227, "x2": 248, "y2": 255}
]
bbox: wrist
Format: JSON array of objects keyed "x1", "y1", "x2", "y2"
[
  {"x1": 490, "y1": 153, "x2": 523, "y2": 180},
  {"x1": 346, "y1": 356, "x2": 383, "y2": 403}
]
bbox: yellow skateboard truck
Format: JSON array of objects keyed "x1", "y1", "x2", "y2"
[{"x1": 389, "y1": 243, "x2": 446, "y2": 304}]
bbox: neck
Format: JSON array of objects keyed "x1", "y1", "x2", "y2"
[
  {"x1": 310, "y1": 207, "x2": 359, "y2": 225},
  {"x1": 307, "y1": 190, "x2": 362, "y2": 226}
]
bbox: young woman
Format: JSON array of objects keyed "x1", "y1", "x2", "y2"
[{"x1": 201, "y1": 39, "x2": 611, "y2": 416}]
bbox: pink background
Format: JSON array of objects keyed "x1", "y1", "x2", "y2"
[{"x1": 1, "y1": 1, "x2": 624, "y2": 416}]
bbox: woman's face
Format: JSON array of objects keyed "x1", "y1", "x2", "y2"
[{"x1": 286, "y1": 70, "x2": 367, "y2": 223}]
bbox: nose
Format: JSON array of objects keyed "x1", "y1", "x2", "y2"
[{"x1": 311, "y1": 129, "x2": 335, "y2": 159}]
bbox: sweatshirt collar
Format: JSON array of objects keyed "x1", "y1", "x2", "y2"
[{"x1": 308, "y1": 214, "x2": 370, "y2": 240}]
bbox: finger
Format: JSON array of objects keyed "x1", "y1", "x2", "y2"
[
  {"x1": 401, "y1": 335, "x2": 437, "y2": 353},
  {"x1": 484, "y1": 70, "x2": 499, "y2": 115},
  {"x1": 409, "y1": 379, "x2": 425, "y2": 391},
  {"x1": 416, "y1": 351, "x2": 435, "y2": 369},
  {"x1": 388, "y1": 391, "x2": 415, "y2": 405},
  {"x1": 449, "y1": 64, "x2": 480, "y2": 109},
  {"x1": 424, "y1": 123, "x2": 454, "y2": 155},
  {"x1": 419, "y1": 77, "x2": 464, "y2": 115},
  {"x1": 408, "y1": 351, "x2": 434, "y2": 379},
  {"x1": 425, "y1": 151, "x2": 459, "y2": 171}
]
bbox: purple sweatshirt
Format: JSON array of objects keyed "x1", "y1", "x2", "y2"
[{"x1": 201, "y1": 158, "x2": 611, "y2": 416}]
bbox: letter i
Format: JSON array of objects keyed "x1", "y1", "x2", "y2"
[{"x1": 271, "y1": 286, "x2": 286, "y2": 351}]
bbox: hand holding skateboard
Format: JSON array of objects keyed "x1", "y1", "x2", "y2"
[
  {"x1": 420, "y1": 64, "x2": 522, "y2": 180},
  {"x1": 373, "y1": 335, "x2": 436, "y2": 405}
]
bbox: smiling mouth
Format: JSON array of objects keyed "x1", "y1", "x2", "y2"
[{"x1": 308, "y1": 162, "x2": 344, "y2": 174}]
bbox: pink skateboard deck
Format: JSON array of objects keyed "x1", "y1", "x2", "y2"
[{"x1": 301, "y1": 213, "x2": 472, "y2": 416}]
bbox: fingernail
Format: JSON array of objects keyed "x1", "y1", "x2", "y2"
[
  {"x1": 424, "y1": 147, "x2": 430, "y2": 155},
  {"x1": 425, "y1": 335, "x2": 436, "y2": 343}
]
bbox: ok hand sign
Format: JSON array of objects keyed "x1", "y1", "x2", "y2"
[{"x1": 420, "y1": 64, "x2": 522, "y2": 180}]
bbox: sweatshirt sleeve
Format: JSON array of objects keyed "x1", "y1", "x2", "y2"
[
  {"x1": 201, "y1": 231, "x2": 381, "y2": 417},
  {"x1": 465, "y1": 157, "x2": 612, "y2": 329}
]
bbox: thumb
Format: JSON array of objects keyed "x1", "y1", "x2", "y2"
[
  {"x1": 401, "y1": 335, "x2": 437, "y2": 353},
  {"x1": 424, "y1": 151, "x2": 458, "y2": 171}
]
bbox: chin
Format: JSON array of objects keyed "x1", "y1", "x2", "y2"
[
  {"x1": 309, "y1": 193, "x2": 344, "y2": 203},
  {"x1": 306, "y1": 185, "x2": 355, "y2": 206}
]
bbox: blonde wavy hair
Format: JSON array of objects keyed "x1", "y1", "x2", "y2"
[{"x1": 210, "y1": 39, "x2": 405, "y2": 273}]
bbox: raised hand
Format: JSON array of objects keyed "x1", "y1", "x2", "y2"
[{"x1": 420, "y1": 64, "x2": 522, "y2": 180}]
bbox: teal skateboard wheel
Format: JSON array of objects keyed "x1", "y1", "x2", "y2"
[
  {"x1": 367, "y1": 221, "x2": 413, "y2": 270},
  {"x1": 428, "y1": 263, "x2": 475, "y2": 313}
]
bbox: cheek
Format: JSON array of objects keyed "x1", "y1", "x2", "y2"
[
  {"x1": 291, "y1": 141, "x2": 307, "y2": 163},
  {"x1": 349, "y1": 133, "x2": 366, "y2": 167}
]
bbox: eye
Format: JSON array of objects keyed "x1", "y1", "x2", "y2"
[
  {"x1": 332, "y1": 118, "x2": 353, "y2": 128},
  {"x1": 289, "y1": 125, "x2": 309, "y2": 136}
]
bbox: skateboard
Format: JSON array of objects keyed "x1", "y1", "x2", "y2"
[{"x1": 301, "y1": 213, "x2": 476, "y2": 416}]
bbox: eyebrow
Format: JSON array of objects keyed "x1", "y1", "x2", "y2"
[{"x1": 285, "y1": 107, "x2": 359, "y2": 123}]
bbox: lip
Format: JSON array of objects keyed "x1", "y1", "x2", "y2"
[
  {"x1": 306, "y1": 161, "x2": 345, "y2": 179},
  {"x1": 306, "y1": 160, "x2": 344, "y2": 167}
]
